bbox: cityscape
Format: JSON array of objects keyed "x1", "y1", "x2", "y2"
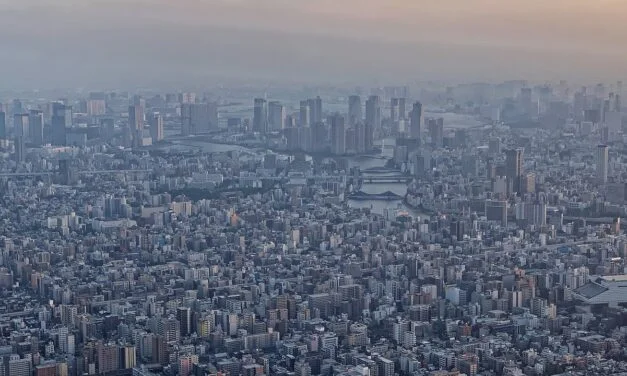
[{"x1": 2, "y1": 2, "x2": 627, "y2": 376}]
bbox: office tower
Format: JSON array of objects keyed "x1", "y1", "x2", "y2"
[
  {"x1": 51, "y1": 102, "x2": 71, "y2": 146},
  {"x1": 252, "y1": 98, "x2": 268, "y2": 133},
  {"x1": 0, "y1": 111, "x2": 5, "y2": 139},
  {"x1": 14, "y1": 136, "x2": 24, "y2": 163},
  {"x1": 268, "y1": 101, "x2": 285, "y2": 131},
  {"x1": 414, "y1": 151, "x2": 430, "y2": 178},
  {"x1": 354, "y1": 122, "x2": 366, "y2": 154},
  {"x1": 299, "y1": 100, "x2": 310, "y2": 127},
  {"x1": 13, "y1": 113, "x2": 29, "y2": 139},
  {"x1": 12, "y1": 99, "x2": 23, "y2": 115},
  {"x1": 390, "y1": 98, "x2": 399, "y2": 122},
  {"x1": 398, "y1": 97, "x2": 407, "y2": 120},
  {"x1": 505, "y1": 148, "x2": 524, "y2": 194},
  {"x1": 486, "y1": 199, "x2": 508, "y2": 226},
  {"x1": 181, "y1": 103, "x2": 218, "y2": 135},
  {"x1": 331, "y1": 114, "x2": 346, "y2": 155},
  {"x1": 29, "y1": 110, "x2": 44, "y2": 146},
  {"x1": 348, "y1": 95, "x2": 362, "y2": 126},
  {"x1": 454, "y1": 129, "x2": 467, "y2": 148},
  {"x1": 364, "y1": 120, "x2": 374, "y2": 153},
  {"x1": 308, "y1": 96, "x2": 323, "y2": 124},
  {"x1": 409, "y1": 102, "x2": 422, "y2": 140},
  {"x1": 149, "y1": 113, "x2": 164, "y2": 143},
  {"x1": 312, "y1": 122, "x2": 327, "y2": 152},
  {"x1": 597, "y1": 144, "x2": 609, "y2": 184},
  {"x1": 488, "y1": 137, "x2": 501, "y2": 154},
  {"x1": 427, "y1": 118, "x2": 444, "y2": 147},
  {"x1": 177, "y1": 307, "x2": 192, "y2": 337},
  {"x1": 128, "y1": 104, "x2": 144, "y2": 146},
  {"x1": 87, "y1": 92, "x2": 106, "y2": 116},
  {"x1": 365, "y1": 95, "x2": 381, "y2": 131}
]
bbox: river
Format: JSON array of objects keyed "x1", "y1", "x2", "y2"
[{"x1": 162, "y1": 110, "x2": 480, "y2": 218}]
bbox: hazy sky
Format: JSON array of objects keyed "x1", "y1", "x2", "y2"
[{"x1": 1, "y1": 0, "x2": 625, "y2": 89}]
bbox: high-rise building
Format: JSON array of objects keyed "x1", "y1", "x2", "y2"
[
  {"x1": 177, "y1": 307, "x2": 192, "y2": 337},
  {"x1": 181, "y1": 103, "x2": 218, "y2": 135},
  {"x1": 268, "y1": 101, "x2": 285, "y2": 131},
  {"x1": 128, "y1": 104, "x2": 144, "y2": 132},
  {"x1": 149, "y1": 113, "x2": 164, "y2": 143},
  {"x1": 252, "y1": 98, "x2": 268, "y2": 134},
  {"x1": 121, "y1": 345, "x2": 136, "y2": 369},
  {"x1": 355, "y1": 122, "x2": 367, "y2": 154},
  {"x1": 331, "y1": 114, "x2": 346, "y2": 155},
  {"x1": 128, "y1": 104, "x2": 145, "y2": 146},
  {"x1": 299, "y1": 100, "x2": 310, "y2": 127},
  {"x1": 51, "y1": 102, "x2": 71, "y2": 146},
  {"x1": 365, "y1": 95, "x2": 381, "y2": 131},
  {"x1": 348, "y1": 95, "x2": 362, "y2": 126},
  {"x1": 597, "y1": 144, "x2": 609, "y2": 184},
  {"x1": 29, "y1": 110, "x2": 44, "y2": 146},
  {"x1": 8, "y1": 355, "x2": 31, "y2": 376},
  {"x1": 486, "y1": 200, "x2": 508, "y2": 226},
  {"x1": 87, "y1": 92, "x2": 106, "y2": 116},
  {"x1": 398, "y1": 97, "x2": 407, "y2": 120},
  {"x1": 409, "y1": 102, "x2": 422, "y2": 140},
  {"x1": 308, "y1": 96, "x2": 323, "y2": 124},
  {"x1": 97, "y1": 342, "x2": 120, "y2": 375},
  {"x1": 178, "y1": 354, "x2": 199, "y2": 376},
  {"x1": 0, "y1": 111, "x2": 5, "y2": 139},
  {"x1": 390, "y1": 98, "x2": 400, "y2": 122},
  {"x1": 13, "y1": 113, "x2": 29, "y2": 139},
  {"x1": 14, "y1": 136, "x2": 24, "y2": 163},
  {"x1": 427, "y1": 117, "x2": 444, "y2": 147},
  {"x1": 505, "y1": 148, "x2": 524, "y2": 194}
]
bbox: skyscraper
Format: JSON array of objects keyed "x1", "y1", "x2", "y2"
[
  {"x1": 348, "y1": 95, "x2": 362, "y2": 126},
  {"x1": 253, "y1": 98, "x2": 268, "y2": 133},
  {"x1": 128, "y1": 104, "x2": 144, "y2": 146},
  {"x1": 331, "y1": 114, "x2": 346, "y2": 155},
  {"x1": 398, "y1": 98, "x2": 407, "y2": 120},
  {"x1": 181, "y1": 103, "x2": 218, "y2": 135},
  {"x1": 427, "y1": 118, "x2": 444, "y2": 148},
  {"x1": 390, "y1": 98, "x2": 401, "y2": 122},
  {"x1": 177, "y1": 307, "x2": 192, "y2": 337},
  {"x1": 29, "y1": 110, "x2": 44, "y2": 146},
  {"x1": 505, "y1": 148, "x2": 524, "y2": 194},
  {"x1": 51, "y1": 102, "x2": 71, "y2": 146},
  {"x1": 365, "y1": 95, "x2": 381, "y2": 131},
  {"x1": 299, "y1": 100, "x2": 310, "y2": 127},
  {"x1": 14, "y1": 136, "x2": 24, "y2": 163},
  {"x1": 87, "y1": 92, "x2": 106, "y2": 116},
  {"x1": 149, "y1": 113, "x2": 164, "y2": 143},
  {"x1": 13, "y1": 114, "x2": 29, "y2": 139},
  {"x1": 268, "y1": 101, "x2": 285, "y2": 131},
  {"x1": 308, "y1": 96, "x2": 323, "y2": 124},
  {"x1": 409, "y1": 102, "x2": 423, "y2": 140},
  {"x1": 0, "y1": 111, "x2": 5, "y2": 139},
  {"x1": 597, "y1": 144, "x2": 609, "y2": 184}
]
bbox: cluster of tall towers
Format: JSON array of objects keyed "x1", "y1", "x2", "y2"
[{"x1": 251, "y1": 95, "x2": 424, "y2": 155}]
